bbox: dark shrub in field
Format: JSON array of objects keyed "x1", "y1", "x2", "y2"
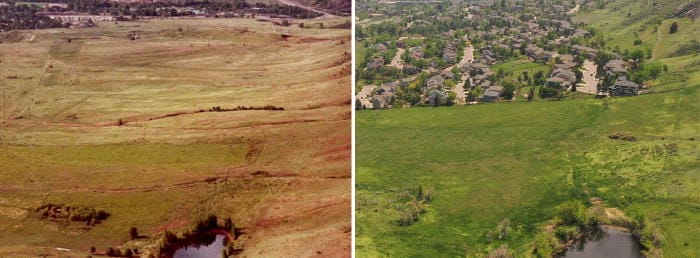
[{"x1": 35, "y1": 203, "x2": 109, "y2": 224}]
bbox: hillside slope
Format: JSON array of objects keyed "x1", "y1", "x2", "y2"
[
  {"x1": 573, "y1": 0, "x2": 700, "y2": 91},
  {"x1": 0, "y1": 18, "x2": 351, "y2": 257}
]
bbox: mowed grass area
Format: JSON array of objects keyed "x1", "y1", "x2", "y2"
[
  {"x1": 0, "y1": 17, "x2": 350, "y2": 257},
  {"x1": 356, "y1": 84, "x2": 699, "y2": 256},
  {"x1": 491, "y1": 57, "x2": 551, "y2": 80}
]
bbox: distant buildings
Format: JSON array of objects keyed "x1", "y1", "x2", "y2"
[
  {"x1": 367, "y1": 57, "x2": 385, "y2": 70},
  {"x1": 355, "y1": 84, "x2": 397, "y2": 110},
  {"x1": 356, "y1": 85, "x2": 377, "y2": 110},
  {"x1": 604, "y1": 59, "x2": 628, "y2": 75},
  {"x1": 410, "y1": 46, "x2": 424, "y2": 59},
  {"x1": 443, "y1": 43, "x2": 457, "y2": 64},
  {"x1": 480, "y1": 86, "x2": 503, "y2": 102},
  {"x1": 354, "y1": 0, "x2": 649, "y2": 110},
  {"x1": 611, "y1": 76, "x2": 639, "y2": 96},
  {"x1": 426, "y1": 75, "x2": 444, "y2": 91},
  {"x1": 403, "y1": 64, "x2": 419, "y2": 74}
]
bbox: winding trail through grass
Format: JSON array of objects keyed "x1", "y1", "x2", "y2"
[{"x1": 653, "y1": 23, "x2": 664, "y2": 59}]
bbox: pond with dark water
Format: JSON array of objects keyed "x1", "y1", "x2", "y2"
[
  {"x1": 173, "y1": 234, "x2": 227, "y2": 258},
  {"x1": 563, "y1": 226, "x2": 644, "y2": 258}
]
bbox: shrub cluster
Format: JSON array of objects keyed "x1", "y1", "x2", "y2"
[
  {"x1": 208, "y1": 105, "x2": 284, "y2": 112},
  {"x1": 531, "y1": 200, "x2": 600, "y2": 256},
  {"x1": 629, "y1": 214, "x2": 664, "y2": 256},
  {"x1": 396, "y1": 185, "x2": 433, "y2": 226},
  {"x1": 35, "y1": 203, "x2": 109, "y2": 225},
  {"x1": 608, "y1": 132, "x2": 637, "y2": 141},
  {"x1": 105, "y1": 247, "x2": 137, "y2": 257}
]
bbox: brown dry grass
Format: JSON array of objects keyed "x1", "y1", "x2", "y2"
[{"x1": 0, "y1": 17, "x2": 350, "y2": 257}]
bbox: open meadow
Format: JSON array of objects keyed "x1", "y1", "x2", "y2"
[
  {"x1": 356, "y1": 85, "x2": 699, "y2": 256},
  {"x1": 0, "y1": 17, "x2": 350, "y2": 257}
]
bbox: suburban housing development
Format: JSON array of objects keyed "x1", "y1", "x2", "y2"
[{"x1": 354, "y1": 0, "x2": 680, "y2": 110}]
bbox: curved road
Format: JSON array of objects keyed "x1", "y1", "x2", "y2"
[{"x1": 445, "y1": 45, "x2": 474, "y2": 104}]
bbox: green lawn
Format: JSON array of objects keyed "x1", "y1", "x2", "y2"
[
  {"x1": 491, "y1": 57, "x2": 551, "y2": 80},
  {"x1": 356, "y1": 84, "x2": 700, "y2": 256}
]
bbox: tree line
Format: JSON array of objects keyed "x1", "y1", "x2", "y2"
[
  {"x1": 0, "y1": 4, "x2": 66, "y2": 31},
  {"x1": 1, "y1": 0, "x2": 322, "y2": 31}
]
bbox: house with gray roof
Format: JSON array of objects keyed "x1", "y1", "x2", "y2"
[
  {"x1": 611, "y1": 76, "x2": 639, "y2": 96},
  {"x1": 367, "y1": 57, "x2": 384, "y2": 70},
  {"x1": 604, "y1": 59, "x2": 627, "y2": 75},
  {"x1": 426, "y1": 75, "x2": 445, "y2": 91},
  {"x1": 480, "y1": 88, "x2": 501, "y2": 102},
  {"x1": 355, "y1": 85, "x2": 377, "y2": 110}
]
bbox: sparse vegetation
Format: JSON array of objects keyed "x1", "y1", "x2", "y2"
[
  {"x1": 0, "y1": 15, "x2": 350, "y2": 258},
  {"x1": 608, "y1": 132, "x2": 637, "y2": 141},
  {"x1": 34, "y1": 203, "x2": 109, "y2": 225},
  {"x1": 396, "y1": 184, "x2": 433, "y2": 226}
]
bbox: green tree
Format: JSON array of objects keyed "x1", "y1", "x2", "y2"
[
  {"x1": 557, "y1": 201, "x2": 587, "y2": 227},
  {"x1": 669, "y1": 22, "x2": 678, "y2": 34},
  {"x1": 428, "y1": 90, "x2": 447, "y2": 106},
  {"x1": 532, "y1": 232, "x2": 560, "y2": 257},
  {"x1": 468, "y1": 87, "x2": 484, "y2": 102},
  {"x1": 451, "y1": 66, "x2": 461, "y2": 81},
  {"x1": 501, "y1": 80, "x2": 517, "y2": 100},
  {"x1": 443, "y1": 80, "x2": 456, "y2": 90},
  {"x1": 447, "y1": 91, "x2": 457, "y2": 106}
]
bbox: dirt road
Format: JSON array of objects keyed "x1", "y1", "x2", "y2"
[{"x1": 277, "y1": 0, "x2": 338, "y2": 18}]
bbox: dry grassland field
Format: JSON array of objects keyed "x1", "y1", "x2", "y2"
[{"x1": 0, "y1": 17, "x2": 350, "y2": 257}]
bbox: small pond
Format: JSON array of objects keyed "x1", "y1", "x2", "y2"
[
  {"x1": 173, "y1": 234, "x2": 227, "y2": 258},
  {"x1": 563, "y1": 226, "x2": 643, "y2": 258}
]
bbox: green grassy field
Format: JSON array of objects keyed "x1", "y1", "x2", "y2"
[
  {"x1": 356, "y1": 84, "x2": 699, "y2": 256},
  {"x1": 491, "y1": 57, "x2": 551, "y2": 80},
  {"x1": 0, "y1": 17, "x2": 351, "y2": 257}
]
